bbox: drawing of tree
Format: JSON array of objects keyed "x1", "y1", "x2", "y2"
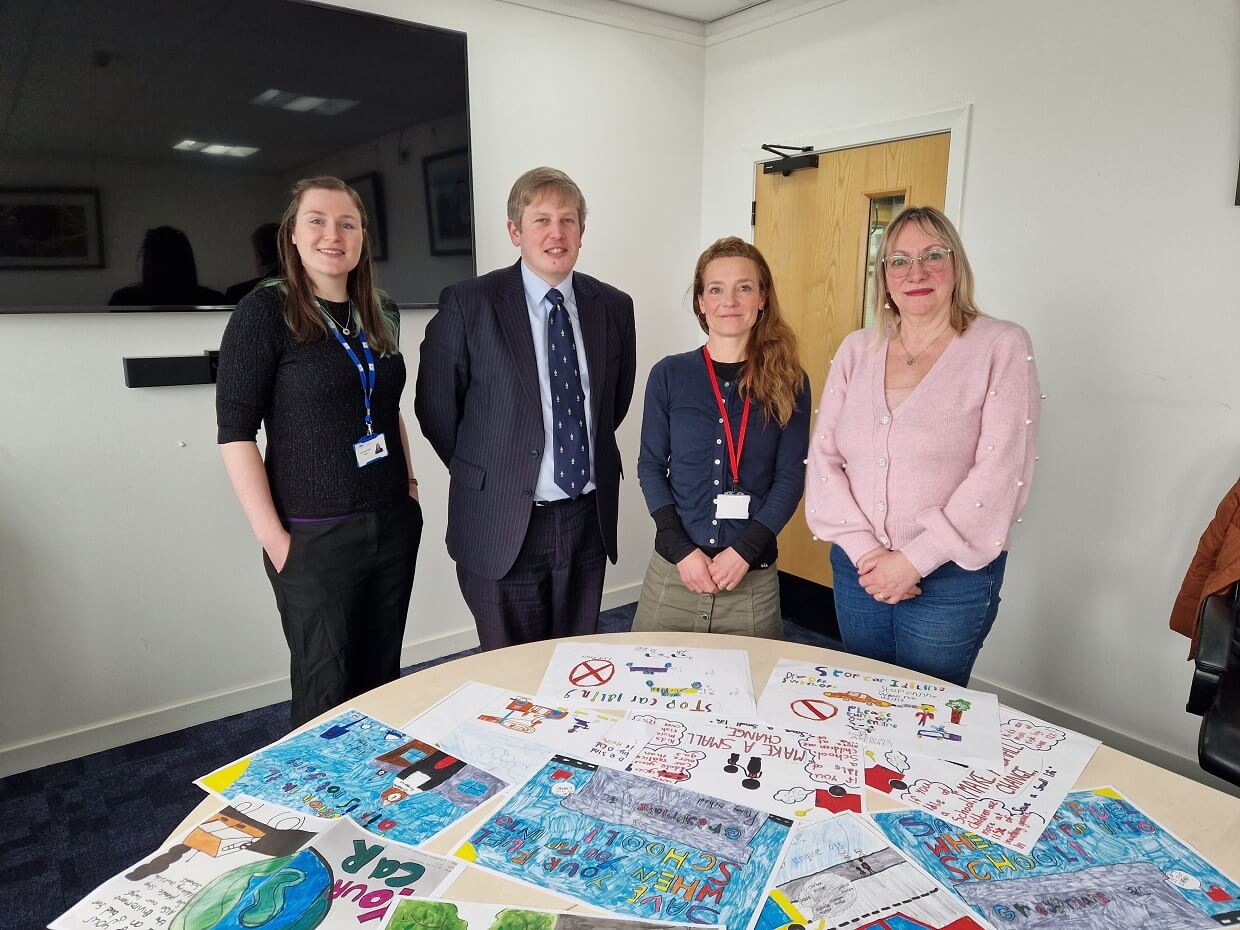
[
  {"x1": 488, "y1": 909, "x2": 557, "y2": 930},
  {"x1": 946, "y1": 699, "x2": 971, "y2": 724},
  {"x1": 388, "y1": 900, "x2": 469, "y2": 930}
]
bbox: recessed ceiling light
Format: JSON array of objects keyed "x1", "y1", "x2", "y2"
[
  {"x1": 173, "y1": 139, "x2": 204, "y2": 150},
  {"x1": 171, "y1": 140, "x2": 260, "y2": 157},
  {"x1": 225, "y1": 146, "x2": 260, "y2": 157},
  {"x1": 251, "y1": 87, "x2": 358, "y2": 116},
  {"x1": 201, "y1": 144, "x2": 233, "y2": 155}
]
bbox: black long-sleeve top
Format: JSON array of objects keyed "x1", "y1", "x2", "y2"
[{"x1": 216, "y1": 284, "x2": 408, "y2": 519}]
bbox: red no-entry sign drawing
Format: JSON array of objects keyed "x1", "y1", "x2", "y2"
[
  {"x1": 569, "y1": 659, "x2": 615, "y2": 687},
  {"x1": 791, "y1": 698, "x2": 838, "y2": 721}
]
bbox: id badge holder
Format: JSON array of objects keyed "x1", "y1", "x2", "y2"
[
  {"x1": 353, "y1": 432, "x2": 389, "y2": 468},
  {"x1": 714, "y1": 491, "x2": 751, "y2": 520}
]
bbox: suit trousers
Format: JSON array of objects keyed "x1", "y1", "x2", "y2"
[
  {"x1": 264, "y1": 497, "x2": 422, "y2": 728},
  {"x1": 457, "y1": 492, "x2": 605, "y2": 650}
]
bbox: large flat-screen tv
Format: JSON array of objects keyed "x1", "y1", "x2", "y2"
[{"x1": 0, "y1": 0, "x2": 472, "y2": 310}]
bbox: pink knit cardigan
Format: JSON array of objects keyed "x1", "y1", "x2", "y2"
[{"x1": 805, "y1": 315, "x2": 1039, "y2": 576}]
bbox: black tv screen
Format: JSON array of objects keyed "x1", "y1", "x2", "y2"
[{"x1": 0, "y1": 0, "x2": 472, "y2": 310}]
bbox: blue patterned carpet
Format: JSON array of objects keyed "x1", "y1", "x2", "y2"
[{"x1": 0, "y1": 604, "x2": 835, "y2": 929}]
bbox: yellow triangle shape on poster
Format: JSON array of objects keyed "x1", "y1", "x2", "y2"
[
  {"x1": 1094, "y1": 786, "x2": 1124, "y2": 800},
  {"x1": 455, "y1": 841, "x2": 477, "y2": 862},
  {"x1": 199, "y1": 757, "x2": 252, "y2": 793}
]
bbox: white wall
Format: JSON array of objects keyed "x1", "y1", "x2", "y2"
[
  {"x1": 699, "y1": 0, "x2": 1240, "y2": 773},
  {"x1": 0, "y1": 0, "x2": 705, "y2": 775}
]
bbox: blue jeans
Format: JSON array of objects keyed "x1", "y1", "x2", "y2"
[{"x1": 830, "y1": 545, "x2": 1007, "y2": 686}]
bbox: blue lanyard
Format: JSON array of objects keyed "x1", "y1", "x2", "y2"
[{"x1": 320, "y1": 301, "x2": 377, "y2": 435}]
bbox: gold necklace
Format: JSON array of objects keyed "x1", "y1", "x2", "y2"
[{"x1": 896, "y1": 323, "x2": 950, "y2": 367}]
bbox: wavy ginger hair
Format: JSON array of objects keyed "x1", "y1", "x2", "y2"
[{"x1": 692, "y1": 237, "x2": 802, "y2": 427}]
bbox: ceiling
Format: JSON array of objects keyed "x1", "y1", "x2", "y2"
[
  {"x1": 0, "y1": 0, "x2": 467, "y2": 172},
  {"x1": 611, "y1": 0, "x2": 772, "y2": 23}
]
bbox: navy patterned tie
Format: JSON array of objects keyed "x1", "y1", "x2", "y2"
[{"x1": 546, "y1": 288, "x2": 589, "y2": 498}]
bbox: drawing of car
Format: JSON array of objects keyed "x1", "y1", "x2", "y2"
[{"x1": 821, "y1": 690, "x2": 893, "y2": 707}]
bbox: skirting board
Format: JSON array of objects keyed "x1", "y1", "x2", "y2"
[{"x1": 975, "y1": 674, "x2": 1240, "y2": 800}]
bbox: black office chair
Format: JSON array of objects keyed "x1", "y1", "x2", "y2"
[{"x1": 1187, "y1": 581, "x2": 1240, "y2": 786}]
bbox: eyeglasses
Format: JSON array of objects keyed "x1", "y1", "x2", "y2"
[{"x1": 883, "y1": 247, "x2": 953, "y2": 278}]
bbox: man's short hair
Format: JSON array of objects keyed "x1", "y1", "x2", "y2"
[{"x1": 506, "y1": 167, "x2": 587, "y2": 227}]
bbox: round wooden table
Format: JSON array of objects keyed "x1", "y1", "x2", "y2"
[{"x1": 174, "y1": 631, "x2": 1240, "y2": 905}]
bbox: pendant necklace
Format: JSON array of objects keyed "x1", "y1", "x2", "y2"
[
  {"x1": 321, "y1": 300, "x2": 352, "y2": 336},
  {"x1": 897, "y1": 323, "x2": 949, "y2": 366}
]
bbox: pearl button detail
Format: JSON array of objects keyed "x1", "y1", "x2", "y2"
[
  {"x1": 878, "y1": 457, "x2": 887, "y2": 467},
  {"x1": 877, "y1": 502, "x2": 886, "y2": 511},
  {"x1": 1017, "y1": 480, "x2": 1024, "y2": 487},
  {"x1": 989, "y1": 389, "x2": 997, "y2": 396},
  {"x1": 1016, "y1": 518, "x2": 1023, "y2": 523},
  {"x1": 975, "y1": 500, "x2": 983, "y2": 507},
  {"x1": 1041, "y1": 393, "x2": 1047, "y2": 399},
  {"x1": 1026, "y1": 355, "x2": 1034, "y2": 361},
  {"x1": 1025, "y1": 419, "x2": 1033, "y2": 425},
  {"x1": 987, "y1": 445, "x2": 995, "y2": 451},
  {"x1": 880, "y1": 535, "x2": 889, "y2": 545},
  {"x1": 715, "y1": 459, "x2": 721, "y2": 465},
  {"x1": 881, "y1": 415, "x2": 890, "y2": 425}
]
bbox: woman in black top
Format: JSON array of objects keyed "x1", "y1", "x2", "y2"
[
  {"x1": 634, "y1": 237, "x2": 809, "y2": 638},
  {"x1": 216, "y1": 176, "x2": 421, "y2": 727}
]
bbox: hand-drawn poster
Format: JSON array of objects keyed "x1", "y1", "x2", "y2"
[
  {"x1": 456, "y1": 754, "x2": 793, "y2": 930},
  {"x1": 197, "y1": 709, "x2": 507, "y2": 847},
  {"x1": 404, "y1": 680, "x2": 627, "y2": 784},
  {"x1": 588, "y1": 713, "x2": 865, "y2": 823},
  {"x1": 50, "y1": 796, "x2": 329, "y2": 930},
  {"x1": 874, "y1": 787, "x2": 1240, "y2": 929},
  {"x1": 863, "y1": 708, "x2": 1099, "y2": 853},
  {"x1": 382, "y1": 897, "x2": 721, "y2": 929},
  {"x1": 536, "y1": 642, "x2": 757, "y2": 719},
  {"x1": 755, "y1": 812, "x2": 990, "y2": 930},
  {"x1": 756, "y1": 660, "x2": 1003, "y2": 769}
]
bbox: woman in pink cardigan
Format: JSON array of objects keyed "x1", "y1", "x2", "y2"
[{"x1": 805, "y1": 206, "x2": 1039, "y2": 686}]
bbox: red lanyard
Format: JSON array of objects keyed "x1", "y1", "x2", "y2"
[{"x1": 703, "y1": 346, "x2": 750, "y2": 490}]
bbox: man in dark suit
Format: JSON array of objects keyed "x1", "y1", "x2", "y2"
[{"x1": 415, "y1": 167, "x2": 636, "y2": 649}]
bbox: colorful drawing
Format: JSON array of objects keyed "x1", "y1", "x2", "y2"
[
  {"x1": 456, "y1": 754, "x2": 792, "y2": 930},
  {"x1": 51, "y1": 797, "x2": 331, "y2": 930},
  {"x1": 382, "y1": 898, "x2": 721, "y2": 929},
  {"x1": 757, "y1": 660, "x2": 1003, "y2": 769},
  {"x1": 403, "y1": 681, "x2": 627, "y2": 785},
  {"x1": 196, "y1": 710, "x2": 506, "y2": 847},
  {"x1": 865, "y1": 709, "x2": 1099, "y2": 853},
  {"x1": 875, "y1": 786, "x2": 1240, "y2": 928},
  {"x1": 755, "y1": 812, "x2": 989, "y2": 930},
  {"x1": 589, "y1": 714, "x2": 865, "y2": 823},
  {"x1": 537, "y1": 643, "x2": 757, "y2": 718}
]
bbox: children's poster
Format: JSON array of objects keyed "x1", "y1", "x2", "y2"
[
  {"x1": 874, "y1": 787, "x2": 1240, "y2": 929},
  {"x1": 536, "y1": 642, "x2": 757, "y2": 719},
  {"x1": 589, "y1": 712, "x2": 865, "y2": 823},
  {"x1": 197, "y1": 709, "x2": 507, "y2": 847},
  {"x1": 757, "y1": 660, "x2": 1003, "y2": 769},
  {"x1": 755, "y1": 811, "x2": 990, "y2": 930},
  {"x1": 382, "y1": 897, "x2": 721, "y2": 929},
  {"x1": 456, "y1": 753, "x2": 792, "y2": 930},
  {"x1": 404, "y1": 680, "x2": 627, "y2": 784},
  {"x1": 864, "y1": 708, "x2": 1099, "y2": 853},
  {"x1": 50, "y1": 796, "x2": 330, "y2": 930}
]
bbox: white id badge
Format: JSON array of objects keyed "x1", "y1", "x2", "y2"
[
  {"x1": 714, "y1": 492, "x2": 751, "y2": 520},
  {"x1": 353, "y1": 432, "x2": 389, "y2": 468}
]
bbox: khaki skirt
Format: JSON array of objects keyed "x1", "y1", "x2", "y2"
[{"x1": 632, "y1": 550, "x2": 783, "y2": 639}]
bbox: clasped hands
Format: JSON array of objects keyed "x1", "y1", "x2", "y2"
[
  {"x1": 857, "y1": 547, "x2": 922, "y2": 603},
  {"x1": 676, "y1": 547, "x2": 749, "y2": 594}
]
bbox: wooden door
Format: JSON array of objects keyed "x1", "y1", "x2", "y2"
[{"x1": 755, "y1": 132, "x2": 950, "y2": 587}]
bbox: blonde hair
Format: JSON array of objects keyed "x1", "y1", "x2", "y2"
[
  {"x1": 506, "y1": 167, "x2": 587, "y2": 227},
  {"x1": 692, "y1": 237, "x2": 802, "y2": 427},
  {"x1": 872, "y1": 205, "x2": 982, "y2": 338},
  {"x1": 276, "y1": 176, "x2": 396, "y2": 354}
]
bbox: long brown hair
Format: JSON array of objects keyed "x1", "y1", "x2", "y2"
[
  {"x1": 692, "y1": 237, "x2": 802, "y2": 427},
  {"x1": 873, "y1": 205, "x2": 983, "y2": 338},
  {"x1": 276, "y1": 176, "x2": 396, "y2": 354}
]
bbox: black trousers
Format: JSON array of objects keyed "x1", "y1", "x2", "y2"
[
  {"x1": 264, "y1": 497, "x2": 422, "y2": 728},
  {"x1": 457, "y1": 493, "x2": 606, "y2": 650}
]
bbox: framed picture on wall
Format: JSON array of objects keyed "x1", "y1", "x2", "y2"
[
  {"x1": 422, "y1": 147, "x2": 472, "y2": 255},
  {"x1": 0, "y1": 187, "x2": 104, "y2": 269},
  {"x1": 347, "y1": 172, "x2": 389, "y2": 262}
]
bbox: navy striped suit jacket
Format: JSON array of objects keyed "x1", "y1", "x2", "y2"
[{"x1": 414, "y1": 261, "x2": 637, "y2": 580}]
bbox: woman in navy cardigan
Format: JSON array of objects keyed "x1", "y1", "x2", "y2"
[{"x1": 634, "y1": 237, "x2": 810, "y2": 638}]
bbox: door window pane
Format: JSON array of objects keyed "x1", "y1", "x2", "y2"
[{"x1": 862, "y1": 194, "x2": 905, "y2": 327}]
